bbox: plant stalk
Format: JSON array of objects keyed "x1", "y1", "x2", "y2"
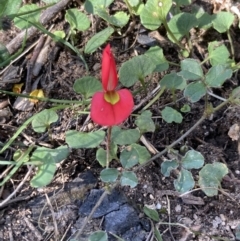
[
  {"x1": 137, "y1": 92, "x2": 239, "y2": 170},
  {"x1": 162, "y1": 18, "x2": 188, "y2": 52},
  {"x1": 142, "y1": 86, "x2": 166, "y2": 111},
  {"x1": 227, "y1": 29, "x2": 234, "y2": 58},
  {"x1": 106, "y1": 126, "x2": 112, "y2": 168}
]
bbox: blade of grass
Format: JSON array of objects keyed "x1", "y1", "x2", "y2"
[
  {"x1": 0, "y1": 89, "x2": 88, "y2": 105},
  {"x1": 0, "y1": 145, "x2": 34, "y2": 186},
  {"x1": 17, "y1": 16, "x2": 89, "y2": 73},
  {"x1": 0, "y1": 28, "x2": 27, "y2": 68}
]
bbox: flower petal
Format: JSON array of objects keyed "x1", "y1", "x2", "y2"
[
  {"x1": 102, "y1": 44, "x2": 118, "y2": 92},
  {"x1": 90, "y1": 89, "x2": 134, "y2": 126}
]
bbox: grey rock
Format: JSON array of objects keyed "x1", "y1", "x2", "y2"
[
  {"x1": 79, "y1": 189, "x2": 127, "y2": 218},
  {"x1": 103, "y1": 204, "x2": 140, "y2": 234}
]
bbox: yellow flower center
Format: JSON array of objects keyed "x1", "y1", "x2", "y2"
[{"x1": 104, "y1": 91, "x2": 120, "y2": 105}]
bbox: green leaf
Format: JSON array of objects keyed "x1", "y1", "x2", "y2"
[
  {"x1": 96, "y1": 8, "x2": 129, "y2": 27},
  {"x1": 235, "y1": 225, "x2": 240, "y2": 240},
  {"x1": 41, "y1": 0, "x2": 60, "y2": 3},
  {"x1": 13, "y1": 150, "x2": 29, "y2": 163},
  {"x1": 30, "y1": 153, "x2": 56, "y2": 188},
  {"x1": 0, "y1": 0, "x2": 21, "y2": 20},
  {"x1": 205, "y1": 65, "x2": 232, "y2": 87},
  {"x1": 66, "y1": 130, "x2": 105, "y2": 148},
  {"x1": 212, "y1": 11, "x2": 234, "y2": 33},
  {"x1": 31, "y1": 146, "x2": 70, "y2": 164},
  {"x1": 182, "y1": 150, "x2": 204, "y2": 170},
  {"x1": 154, "y1": 228, "x2": 163, "y2": 241},
  {"x1": 140, "y1": 0, "x2": 172, "y2": 30},
  {"x1": 160, "y1": 73, "x2": 186, "y2": 90},
  {"x1": 145, "y1": 46, "x2": 169, "y2": 72},
  {"x1": 184, "y1": 81, "x2": 206, "y2": 103},
  {"x1": 120, "y1": 171, "x2": 138, "y2": 188},
  {"x1": 111, "y1": 127, "x2": 140, "y2": 145},
  {"x1": 73, "y1": 76, "x2": 102, "y2": 98},
  {"x1": 140, "y1": 0, "x2": 161, "y2": 30},
  {"x1": 231, "y1": 86, "x2": 240, "y2": 100},
  {"x1": 100, "y1": 168, "x2": 119, "y2": 183},
  {"x1": 174, "y1": 0, "x2": 191, "y2": 5},
  {"x1": 32, "y1": 109, "x2": 58, "y2": 133},
  {"x1": 120, "y1": 148, "x2": 139, "y2": 169},
  {"x1": 180, "y1": 104, "x2": 191, "y2": 113},
  {"x1": 96, "y1": 148, "x2": 107, "y2": 167},
  {"x1": 132, "y1": 2, "x2": 144, "y2": 15},
  {"x1": 129, "y1": 0, "x2": 140, "y2": 7},
  {"x1": 208, "y1": 41, "x2": 230, "y2": 66},
  {"x1": 168, "y1": 13, "x2": 197, "y2": 41},
  {"x1": 130, "y1": 143, "x2": 151, "y2": 164},
  {"x1": 0, "y1": 43, "x2": 10, "y2": 62},
  {"x1": 88, "y1": 231, "x2": 108, "y2": 241},
  {"x1": 156, "y1": 0, "x2": 173, "y2": 20},
  {"x1": 179, "y1": 58, "x2": 203, "y2": 80},
  {"x1": 161, "y1": 107, "x2": 183, "y2": 124},
  {"x1": 161, "y1": 159, "x2": 179, "y2": 177},
  {"x1": 135, "y1": 110, "x2": 155, "y2": 133},
  {"x1": 84, "y1": 27, "x2": 114, "y2": 54},
  {"x1": 96, "y1": 144, "x2": 117, "y2": 167},
  {"x1": 174, "y1": 169, "x2": 195, "y2": 193},
  {"x1": 143, "y1": 205, "x2": 160, "y2": 222},
  {"x1": 65, "y1": 8, "x2": 90, "y2": 31},
  {"x1": 53, "y1": 30, "x2": 65, "y2": 39},
  {"x1": 199, "y1": 162, "x2": 228, "y2": 196},
  {"x1": 196, "y1": 12, "x2": 215, "y2": 30},
  {"x1": 119, "y1": 55, "x2": 156, "y2": 87},
  {"x1": 84, "y1": 0, "x2": 113, "y2": 14},
  {"x1": 14, "y1": 4, "x2": 41, "y2": 29}
]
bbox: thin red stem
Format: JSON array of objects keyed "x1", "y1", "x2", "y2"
[{"x1": 106, "y1": 126, "x2": 112, "y2": 168}]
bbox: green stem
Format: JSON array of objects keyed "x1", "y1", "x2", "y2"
[
  {"x1": 142, "y1": 86, "x2": 166, "y2": 111},
  {"x1": 168, "y1": 61, "x2": 180, "y2": 67},
  {"x1": 0, "y1": 145, "x2": 34, "y2": 186},
  {"x1": 139, "y1": 77, "x2": 147, "y2": 94},
  {"x1": 0, "y1": 105, "x2": 72, "y2": 154},
  {"x1": 0, "y1": 29, "x2": 28, "y2": 68},
  {"x1": 106, "y1": 126, "x2": 112, "y2": 168},
  {"x1": 123, "y1": 0, "x2": 134, "y2": 17},
  {"x1": 162, "y1": 18, "x2": 187, "y2": 52},
  {"x1": 137, "y1": 93, "x2": 238, "y2": 170},
  {"x1": 136, "y1": 115, "x2": 206, "y2": 170},
  {"x1": 227, "y1": 29, "x2": 234, "y2": 58},
  {"x1": 18, "y1": 16, "x2": 89, "y2": 73},
  {"x1": 0, "y1": 89, "x2": 86, "y2": 105},
  {"x1": 200, "y1": 56, "x2": 211, "y2": 65}
]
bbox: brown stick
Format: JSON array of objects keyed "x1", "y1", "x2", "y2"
[{"x1": 6, "y1": 0, "x2": 72, "y2": 55}]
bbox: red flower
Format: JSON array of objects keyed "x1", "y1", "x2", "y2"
[{"x1": 90, "y1": 44, "x2": 134, "y2": 126}]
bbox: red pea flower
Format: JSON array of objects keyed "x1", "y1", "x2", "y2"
[{"x1": 90, "y1": 44, "x2": 134, "y2": 126}]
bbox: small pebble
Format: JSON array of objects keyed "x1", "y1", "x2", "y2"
[
  {"x1": 149, "y1": 194, "x2": 154, "y2": 200},
  {"x1": 156, "y1": 202, "x2": 162, "y2": 209},
  {"x1": 220, "y1": 214, "x2": 226, "y2": 222},
  {"x1": 92, "y1": 63, "x2": 101, "y2": 71},
  {"x1": 235, "y1": 170, "x2": 240, "y2": 175},
  {"x1": 175, "y1": 204, "x2": 181, "y2": 213},
  {"x1": 193, "y1": 214, "x2": 198, "y2": 220},
  {"x1": 145, "y1": 204, "x2": 156, "y2": 210}
]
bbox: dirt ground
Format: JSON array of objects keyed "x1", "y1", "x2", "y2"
[{"x1": 0, "y1": 0, "x2": 240, "y2": 240}]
